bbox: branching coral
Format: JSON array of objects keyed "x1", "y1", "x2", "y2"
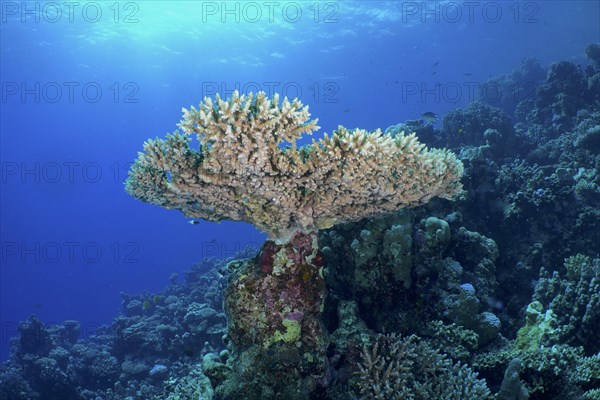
[
  {"x1": 355, "y1": 333, "x2": 491, "y2": 400},
  {"x1": 533, "y1": 255, "x2": 600, "y2": 353},
  {"x1": 126, "y1": 91, "x2": 463, "y2": 239}
]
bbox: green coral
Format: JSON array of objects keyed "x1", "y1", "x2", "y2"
[
  {"x1": 266, "y1": 318, "x2": 302, "y2": 347},
  {"x1": 474, "y1": 344, "x2": 589, "y2": 397},
  {"x1": 514, "y1": 300, "x2": 558, "y2": 352},
  {"x1": 533, "y1": 255, "x2": 600, "y2": 353},
  {"x1": 583, "y1": 388, "x2": 600, "y2": 400},
  {"x1": 425, "y1": 320, "x2": 478, "y2": 362},
  {"x1": 521, "y1": 344, "x2": 582, "y2": 379},
  {"x1": 422, "y1": 216, "x2": 451, "y2": 249},
  {"x1": 474, "y1": 277, "x2": 598, "y2": 396},
  {"x1": 574, "y1": 353, "x2": 600, "y2": 390}
]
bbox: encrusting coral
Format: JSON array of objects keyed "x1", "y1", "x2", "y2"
[{"x1": 126, "y1": 91, "x2": 463, "y2": 240}]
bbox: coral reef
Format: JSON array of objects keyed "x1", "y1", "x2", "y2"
[
  {"x1": 449, "y1": 51, "x2": 600, "y2": 338},
  {"x1": 479, "y1": 57, "x2": 546, "y2": 120},
  {"x1": 3, "y1": 45, "x2": 600, "y2": 400},
  {"x1": 0, "y1": 257, "x2": 235, "y2": 400},
  {"x1": 319, "y1": 212, "x2": 500, "y2": 345},
  {"x1": 440, "y1": 101, "x2": 514, "y2": 150},
  {"x1": 126, "y1": 91, "x2": 463, "y2": 239},
  {"x1": 471, "y1": 256, "x2": 600, "y2": 399},
  {"x1": 536, "y1": 61, "x2": 589, "y2": 129}
]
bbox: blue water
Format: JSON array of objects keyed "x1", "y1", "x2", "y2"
[{"x1": 0, "y1": 0, "x2": 598, "y2": 361}]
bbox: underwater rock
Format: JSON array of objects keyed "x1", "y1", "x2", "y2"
[
  {"x1": 496, "y1": 358, "x2": 529, "y2": 400},
  {"x1": 444, "y1": 282, "x2": 481, "y2": 327},
  {"x1": 217, "y1": 231, "x2": 327, "y2": 400},
  {"x1": 330, "y1": 300, "x2": 371, "y2": 354},
  {"x1": 201, "y1": 352, "x2": 230, "y2": 388}
]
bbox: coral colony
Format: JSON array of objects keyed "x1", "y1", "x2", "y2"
[{"x1": 125, "y1": 91, "x2": 463, "y2": 240}]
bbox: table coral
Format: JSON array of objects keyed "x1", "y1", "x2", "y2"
[{"x1": 126, "y1": 91, "x2": 463, "y2": 240}]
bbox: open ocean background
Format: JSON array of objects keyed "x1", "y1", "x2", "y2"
[{"x1": 1, "y1": 0, "x2": 599, "y2": 362}]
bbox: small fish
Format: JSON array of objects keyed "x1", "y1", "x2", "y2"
[
  {"x1": 344, "y1": 109, "x2": 350, "y2": 113},
  {"x1": 188, "y1": 220, "x2": 200, "y2": 225},
  {"x1": 431, "y1": 71, "x2": 437, "y2": 75},
  {"x1": 32, "y1": 303, "x2": 44, "y2": 309},
  {"x1": 421, "y1": 112, "x2": 438, "y2": 123},
  {"x1": 432, "y1": 61, "x2": 439, "y2": 67},
  {"x1": 463, "y1": 72, "x2": 472, "y2": 76}
]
